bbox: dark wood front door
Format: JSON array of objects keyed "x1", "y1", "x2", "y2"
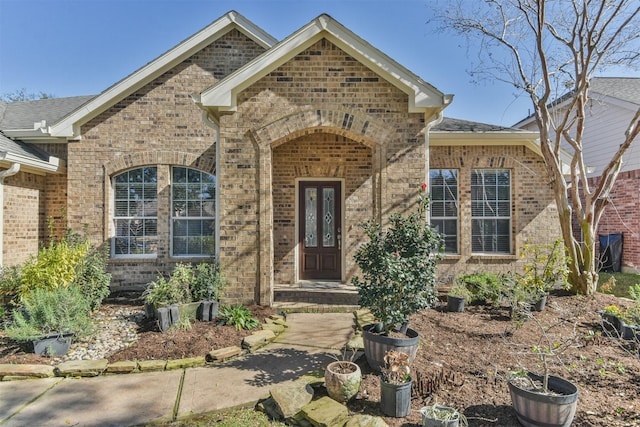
[{"x1": 299, "y1": 181, "x2": 342, "y2": 280}]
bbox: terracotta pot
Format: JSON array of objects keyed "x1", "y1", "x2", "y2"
[{"x1": 324, "y1": 361, "x2": 361, "y2": 403}]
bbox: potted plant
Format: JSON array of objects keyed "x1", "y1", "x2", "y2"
[
  {"x1": 352, "y1": 184, "x2": 444, "y2": 370},
  {"x1": 420, "y1": 405, "x2": 468, "y2": 427},
  {"x1": 518, "y1": 239, "x2": 570, "y2": 311},
  {"x1": 324, "y1": 346, "x2": 361, "y2": 403},
  {"x1": 508, "y1": 315, "x2": 579, "y2": 426},
  {"x1": 380, "y1": 350, "x2": 412, "y2": 417},
  {"x1": 447, "y1": 281, "x2": 471, "y2": 313},
  {"x1": 5, "y1": 286, "x2": 93, "y2": 356}
]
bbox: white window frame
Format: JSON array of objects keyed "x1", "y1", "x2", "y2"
[
  {"x1": 471, "y1": 169, "x2": 512, "y2": 254},
  {"x1": 170, "y1": 166, "x2": 216, "y2": 258},
  {"x1": 111, "y1": 166, "x2": 158, "y2": 259},
  {"x1": 429, "y1": 168, "x2": 459, "y2": 254}
]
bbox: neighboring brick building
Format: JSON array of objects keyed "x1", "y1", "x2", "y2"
[
  {"x1": 0, "y1": 12, "x2": 561, "y2": 305},
  {"x1": 516, "y1": 78, "x2": 640, "y2": 274}
]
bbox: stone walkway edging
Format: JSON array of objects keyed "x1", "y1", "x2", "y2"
[{"x1": 0, "y1": 314, "x2": 288, "y2": 381}]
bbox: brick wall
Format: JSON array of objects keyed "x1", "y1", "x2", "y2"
[
  {"x1": 430, "y1": 144, "x2": 561, "y2": 283},
  {"x1": 66, "y1": 29, "x2": 266, "y2": 290},
  {"x1": 2, "y1": 171, "x2": 47, "y2": 266},
  {"x1": 591, "y1": 169, "x2": 640, "y2": 272}
]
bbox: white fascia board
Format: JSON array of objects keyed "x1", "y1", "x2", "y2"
[
  {"x1": 50, "y1": 11, "x2": 276, "y2": 138},
  {"x1": 431, "y1": 131, "x2": 543, "y2": 156},
  {"x1": 0, "y1": 152, "x2": 65, "y2": 174},
  {"x1": 200, "y1": 14, "x2": 449, "y2": 113}
]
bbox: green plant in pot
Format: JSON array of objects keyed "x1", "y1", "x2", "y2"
[
  {"x1": 5, "y1": 286, "x2": 93, "y2": 356},
  {"x1": 518, "y1": 239, "x2": 570, "y2": 311},
  {"x1": 447, "y1": 281, "x2": 471, "y2": 313},
  {"x1": 352, "y1": 184, "x2": 444, "y2": 370},
  {"x1": 420, "y1": 404, "x2": 468, "y2": 427}
]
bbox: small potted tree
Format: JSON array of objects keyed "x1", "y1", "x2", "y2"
[{"x1": 352, "y1": 184, "x2": 444, "y2": 370}]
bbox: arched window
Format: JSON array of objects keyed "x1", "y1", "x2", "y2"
[
  {"x1": 171, "y1": 167, "x2": 215, "y2": 257},
  {"x1": 112, "y1": 167, "x2": 158, "y2": 257}
]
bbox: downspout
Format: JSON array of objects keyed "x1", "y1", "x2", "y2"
[
  {"x1": 424, "y1": 111, "x2": 444, "y2": 222},
  {"x1": 0, "y1": 163, "x2": 21, "y2": 268},
  {"x1": 200, "y1": 110, "x2": 221, "y2": 257}
]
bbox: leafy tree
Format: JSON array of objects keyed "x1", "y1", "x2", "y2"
[
  {"x1": 431, "y1": 0, "x2": 640, "y2": 294},
  {"x1": 0, "y1": 88, "x2": 55, "y2": 102}
]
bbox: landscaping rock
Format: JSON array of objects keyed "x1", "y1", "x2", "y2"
[
  {"x1": 55, "y1": 359, "x2": 108, "y2": 377},
  {"x1": 270, "y1": 382, "x2": 314, "y2": 419},
  {"x1": 166, "y1": 356, "x2": 206, "y2": 370},
  {"x1": 137, "y1": 360, "x2": 167, "y2": 372},
  {"x1": 300, "y1": 396, "x2": 349, "y2": 427},
  {"x1": 262, "y1": 322, "x2": 286, "y2": 334},
  {"x1": 345, "y1": 414, "x2": 389, "y2": 427},
  {"x1": 242, "y1": 329, "x2": 276, "y2": 351},
  {"x1": 0, "y1": 364, "x2": 55, "y2": 379},
  {"x1": 205, "y1": 345, "x2": 243, "y2": 362},
  {"x1": 106, "y1": 360, "x2": 137, "y2": 374}
]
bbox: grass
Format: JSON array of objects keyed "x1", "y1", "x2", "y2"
[
  {"x1": 598, "y1": 272, "x2": 640, "y2": 298},
  {"x1": 170, "y1": 407, "x2": 286, "y2": 427}
]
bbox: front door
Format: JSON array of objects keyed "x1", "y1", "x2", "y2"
[{"x1": 298, "y1": 181, "x2": 342, "y2": 280}]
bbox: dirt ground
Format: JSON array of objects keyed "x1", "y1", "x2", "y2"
[{"x1": 1, "y1": 293, "x2": 639, "y2": 426}]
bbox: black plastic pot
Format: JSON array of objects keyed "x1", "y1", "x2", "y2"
[
  {"x1": 508, "y1": 372, "x2": 578, "y2": 427},
  {"x1": 447, "y1": 296, "x2": 466, "y2": 313},
  {"x1": 33, "y1": 332, "x2": 73, "y2": 356},
  {"x1": 380, "y1": 378, "x2": 412, "y2": 417},
  {"x1": 531, "y1": 294, "x2": 548, "y2": 312},
  {"x1": 362, "y1": 324, "x2": 419, "y2": 372}
]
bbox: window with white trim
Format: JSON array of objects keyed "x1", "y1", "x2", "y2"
[
  {"x1": 429, "y1": 169, "x2": 458, "y2": 253},
  {"x1": 113, "y1": 167, "x2": 158, "y2": 256},
  {"x1": 471, "y1": 169, "x2": 511, "y2": 253},
  {"x1": 171, "y1": 167, "x2": 215, "y2": 257}
]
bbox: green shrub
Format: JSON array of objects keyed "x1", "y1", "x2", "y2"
[
  {"x1": 191, "y1": 260, "x2": 225, "y2": 301},
  {"x1": 5, "y1": 286, "x2": 93, "y2": 341},
  {"x1": 0, "y1": 265, "x2": 22, "y2": 309},
  {"x1": 218, "y1": 305, "x2": 259, "y2": 330},
  {"x1": 458, "y1": 272, "x2": 503, "y2": 305},
  {"x1": 74, "y1": 245, "x2": 112, "y2": 311}
]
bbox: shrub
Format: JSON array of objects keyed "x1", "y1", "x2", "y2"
[
  {"x1": 74, "y1": 245, "x2": 112, "y2": 311},
  {"x1": 457, "y1": 272, "x2": 502, "y2": 305},
  {"x1": 218, "y1": 304, "x2": 259, "y2": 330},
  {"x1": 191, "y1": 260, "x2": 225, "y2": 301},
  {"x1": 5, "y1": 286, "x2": 93, "y2": 341},
  {"x1": 352, "y1": 184, "x2": 444, "y2": 334}
]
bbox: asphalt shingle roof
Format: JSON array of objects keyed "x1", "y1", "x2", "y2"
[
  {"x1": 590, "y1": 77, "x2": 640, "y2": 105},
  {"x1": 0, "y1": 95, "x2": 95, "y2": 130},
  {"x1": 0, "y1": 131, "x2": 52, "y2": 163},
  {"x1": 434, "y1": 117, "x2": 525, "y2": 132}
]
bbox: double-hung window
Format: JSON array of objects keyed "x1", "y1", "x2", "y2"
[
  {"x1": 429, "y1": 169, "x2": 458, "y2": 253},
  {"x1": 171, "y1": 167, "x2": 216, "y2": 257},
  {"x1": 471, "y1": 169, "x2": 511, "y2": 253},
  {"x1": 113, "y1": 167, "x2": 158, "y2": 256}
]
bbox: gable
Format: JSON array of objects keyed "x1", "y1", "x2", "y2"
[
  {"x1": 50, "y1": 11, "x2": 276, "y2": 139},
  {"x1": 196, "y1": 14, "x2": 452, "y2": 116}
]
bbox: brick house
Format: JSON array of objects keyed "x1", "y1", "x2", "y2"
[
  {"x1": 516, "y1": 77, "x2": 640, "y2": 274},
  {"x1": 0, "y1": 11, "x2": 561, "y2": 305}
]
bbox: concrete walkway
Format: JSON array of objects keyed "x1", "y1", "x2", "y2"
[{"x1": 0, "y1": 312, "x2": 354, "y2": 427}]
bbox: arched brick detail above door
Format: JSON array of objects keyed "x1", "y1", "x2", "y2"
[
  {"x1": 103, "y1": 151, "x2": 215, "y2": 176},
  {"x1": 251, "y1": 108, "x2": 392, "y2": 148}
]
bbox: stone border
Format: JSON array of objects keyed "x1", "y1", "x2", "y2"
[{"x1": 0, "y1": 315, "x2": 288, "y2": 381}]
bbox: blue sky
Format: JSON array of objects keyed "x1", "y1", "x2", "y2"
[{"x1": 0, "y1": 0, "x2": 638, "y2": 126}]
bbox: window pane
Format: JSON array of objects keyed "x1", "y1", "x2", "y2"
[
  {"x1": 171, "y1": 167, "x2": 216, "y2": 257},
  {"x1": 430, "y1": 169, "x2": 458, "y2": 253},
  {"x1": 112, "y1": 167, "x2": 158, "y2": 257},
  {"x1": 471, "y1": 170, "x2": 511, "y2": 254}
]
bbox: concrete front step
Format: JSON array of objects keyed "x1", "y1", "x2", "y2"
[{"x1": 274, "y1": 284, "x2": 359, "y2": 307}]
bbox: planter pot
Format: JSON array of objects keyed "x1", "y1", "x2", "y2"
[
  {"x1": 420, "y1": 405, "x2": 460, "y2": 427},
  {"x1": 619, "y1": 319, "x2": 640, "y2": 341},
  {"x1": 447, "y1": 296, "x2": 466, "y2": 313},
  {"x1": 599, "y1": 311, "x2": 624, "y2": 337},
  {"x1": 362, "y1": 323, "x2": 419, "y2": 372},
  {"x1": 33, "y1": 332, "x2": 73, "y2": 356},
  {"x1": 531, "y1": 294, "x2": 548, "y2": 312},
  {"x1": 197, "y1": 300, "x2": 219, "y2": 321},
  {"x1": 324, "y1": 361, "x2": 362, "y2": 403},
  {"x1": 508, "y1": 372, "x2": 578, "y2": 427},
  {"x1": 380, "y1": 378, "x2": 412, "y2": 417}
]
